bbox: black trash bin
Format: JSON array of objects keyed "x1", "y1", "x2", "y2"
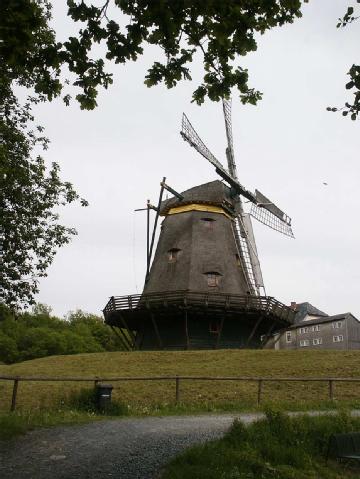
[{"x1": 95, "y1": 383, "x2": 113, "y2": 411}]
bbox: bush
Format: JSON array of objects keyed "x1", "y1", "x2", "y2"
[
  {"x1": 162, "y1": 409, "x2": 360, "y2": 479},
  {"x1": 0, "y1": 304, "x2": 125, "y2": 363}
]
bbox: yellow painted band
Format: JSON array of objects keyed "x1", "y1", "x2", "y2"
[{"x1": 166, "y1": 203, "x2": 232, "y2": 219}]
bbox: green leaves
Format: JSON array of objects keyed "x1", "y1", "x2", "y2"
[
  {"x1": 1, "y1": 85, "x2": 87, "y2": 308},
  {"x1": 63, "y1": 0, "x2": 303, "y2": 107},
  {"x1": 332, "y1": 4, "x2": 360, "y2": 120}
]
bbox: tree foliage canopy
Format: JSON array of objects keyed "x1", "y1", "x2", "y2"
[
  {"x1": 1, "y1": 1, "x2": 87, "y2": 308},
  {"x1": 1, "y1": 1, "x2": 305, "y2": 110},
  {"x1": 0, "y1": 304, "x2": 125, "y2": 363},
  {"x1": 329, "y1": 2, "x2": 360, "y2": 120}
]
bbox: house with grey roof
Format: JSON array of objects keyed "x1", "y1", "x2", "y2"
[{"x1": 265, "y1": 302, "x2": 360, "y2": 350}]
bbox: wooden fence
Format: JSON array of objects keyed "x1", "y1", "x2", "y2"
[{"x1": 1, "y1": 375, "x2": 360, "y2": 412}]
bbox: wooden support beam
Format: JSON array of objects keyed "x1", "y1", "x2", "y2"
[
  {"x1": 184, "y1": 310, "x2": 190, "y2": 350},
  {"x1": 259, "y1": 321, "x2": 277, "y2": 350},
  {"x1": 245, "y1": 315, "x2": 264, "y2": 347},
  {"x1": 11, "y1": 378, "x2": 19, "y2": 412},
  {"x1": 118, "y1": 312, "x2": 137, "y2": 349},
  {"x1": 151, "y1": 313, "x2": 163, "y2": 349},
  {"x1": 134, "y1": 322, "x2": 145, "y2": 350},
  {"x1": 110, "y1": 325, "x2": 130, "y2": 351},
  {"x1": 116, "y1": 325, "x2": 133, "y2": 350},
  {"x1": 215, "y1": 315, "x2": 225, "y2": 349}
]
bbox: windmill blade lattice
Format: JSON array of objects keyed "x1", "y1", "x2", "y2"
[
  {"x1": 181, "y1": 113, "x2": 226, "y2": 173},
  {"x1": 222, "y1": 99, "x2": 237, "y2": 179},
  {"x1": 250, "y1": 204, "x2": 294, "y2": 238}
]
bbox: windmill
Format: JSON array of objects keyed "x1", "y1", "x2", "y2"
[
  {"x1": 103, "y1": 100, "x2": 296, "y2": 351},
  {"x1": 180, "y1": 98, "x2": 294, "y2": 297}
]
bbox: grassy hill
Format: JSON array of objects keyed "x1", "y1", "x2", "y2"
[{"x1": 1, "y1": 349, "x2": 360, "y2": 413}]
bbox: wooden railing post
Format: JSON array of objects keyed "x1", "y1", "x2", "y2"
[
  {"x1": 257, "y1": 379, "x2": 263, "y2": 405},
  {"x1": 175, "y1": 375, "x2": 180, "y2": 404},
  {"x1": 11, "y1": 378, "x2": 19, "y2": 412},
  {"x1": 329, "y1": 380, "x2": 334, "y2": 400}
]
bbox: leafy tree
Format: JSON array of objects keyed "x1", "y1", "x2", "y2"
[
  {"x1": 0, "y1": 304, "x2": 125, "y2": 363},
  {"x1": 328, "y1": 2, "x2": 360, "y2": 120},
  {"x1": 0, "y1": 331, "x2": 19, "y2": 363},
  {"x1": 1, "y1": 1, "x2": 305, "y2": 111},
  {"x1": 1, "y1": 85, "x2": 88, "y2": 308},
  {"x1": 0, "y1": 0, "x2": 90, "y2": 308},
  {"x1": 64, "y1": 0, "x2": 305, "y2": 107}
]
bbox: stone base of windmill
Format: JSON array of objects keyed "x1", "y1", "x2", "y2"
[{"x1": 103, "y1": 291, "x2": 295, "y2": 351}]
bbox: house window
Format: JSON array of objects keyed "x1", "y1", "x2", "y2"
[
  {"x1": 285, "y1": 331, "x2": 292, "y2": 343},
  {"x1": 311, "y1": 325, "x2": 320, "y2": 332},
  {"x1": 333, "y1": 335, "x2": 344, "y2": 343},
  {"x1": 201, "y1": 217, "x2": 215, "y2": 229},
  {"x1": 313, "y1": 338, "x2": 323, "y2": 346},
  {"x1": 333, "y1": 321, "x2": 343, "y2": 329},
  {"x1": 299, "y1": 327, "x2": 309, "y2": 334},
  {"x1": 168, "y1": 248, "x2": 181, "y2": 263},
  {"x1": 206, "y1": 272, "x2": 220, "y2": 287},
  {"x1": 300, "y1": 339, "x2": 309, "y2": 347}
]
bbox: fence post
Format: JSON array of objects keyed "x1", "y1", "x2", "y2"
[
  {"x1": 329, "y1": 380, "x2": 334, "y2": 400},
  {"x1": 11, "y1": 378, "x2": 19, "y2": 412},
  {"x1": 175, "y1": 375, "x2": 180, "y2": 404},
  {"x1": 257, "y1": 379, "x2": 263, "y2": 405}
]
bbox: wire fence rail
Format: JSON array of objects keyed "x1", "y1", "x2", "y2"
[{"x1": 1, "y1": 375, "x2": 360, "y2": 412}]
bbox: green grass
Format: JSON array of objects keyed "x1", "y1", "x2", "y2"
[
  {"x1": 1, "y1": 349, "x2": 360, "y2": 440},
  {"x1": 1, "y1": 349, "x2": 360, "y2": 412},
  {"x1": 161, "y1": 409, "x2": 360, "y2": 479}
]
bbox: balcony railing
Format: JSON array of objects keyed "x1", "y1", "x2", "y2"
[{"x1": 103, "y1": 291, "x2": 295, "y2": 323}]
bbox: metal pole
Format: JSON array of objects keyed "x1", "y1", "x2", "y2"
[
  {"x1": 175, "y1": 375, "x2": 180, "y2": 404},
  {"x1": 146, "y1": 177, "x2": 166, "y2": 283},
  {"x1": 146, "y1": 199, "x2": 150, "y2": 278},
  {"x1": 329, "y1": 380, "x2": 334, "y2": 400},
  {"x1": 11, "y1": 378, "x2": 19, "y2": 412},
  {"x1": 257, "y1": 379, "x2": 263, "y2": 405}
]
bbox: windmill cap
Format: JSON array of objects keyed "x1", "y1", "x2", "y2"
[{"x1": 160, "y1": 180, "x2": 234, "y2": 216}]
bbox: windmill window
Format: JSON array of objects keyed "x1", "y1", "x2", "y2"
[
  {"x1": 167, "y1": 248, "x2": 181, "y2": 263},
  {"x1": 235, "y1": 254, "x2": 241, "y2": 266},
  {"x1": 206, "y1": 272, "x2": 220, "y2": 287},
  {"x1": 201, "y1": 217, "x2": 215, "y2": 229}
]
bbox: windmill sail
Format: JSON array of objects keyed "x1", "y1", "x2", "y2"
[
  {"x1": 181, "y1": 113, "x2": 225, "y2": 173},
  {"x1": 222, "y1": 98, "x2": 237, "y2": 180},
  {"x1": 181, "y1": 113, "x2": 257, "y2": 204},
  {"x1": 221, "y1": 98, "x2": 263, "y2": 295},
  {"x1": 242, "y1": 213, "x2": 264, "y2": 288},
  {"x1": 250, "y1": 190, "x2": 294, "y2": 238}
]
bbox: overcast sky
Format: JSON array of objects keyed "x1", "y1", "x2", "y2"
[{"x1": 33, "y1": 1, "x2": 360, "y2": 319}]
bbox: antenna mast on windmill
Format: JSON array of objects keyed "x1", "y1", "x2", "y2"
[{"x1": 181, "y1": 97, "x2": 294, "y2": 296}]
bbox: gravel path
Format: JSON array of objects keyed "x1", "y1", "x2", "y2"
[{"x1": 0, "y1": 413, "x2": 262, "y2": 479}]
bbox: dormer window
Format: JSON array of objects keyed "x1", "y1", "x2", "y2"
[
  {"x1": 201, "y1": 217, "x2": 215, "y2": 229},
  {"x1": 168, "y1": 248, "x2": 181, "y2": 263},
  {"x1": 205, "y1": 272, "x2": 221, "y2": 287}
]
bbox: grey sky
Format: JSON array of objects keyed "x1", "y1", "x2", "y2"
[{"x1": 34, "y1": 1, "x2": 360, "y2": 319}]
